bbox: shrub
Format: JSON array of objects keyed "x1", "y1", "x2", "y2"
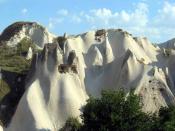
[
  {"x1": 81, "y1": 90, "x2": 156, "y2": 131},
  {"x1": 157, "y1": 106, "x2": 175, "y2": 130},
  {"x1": 59, "y1": 117, "x2": 82, "y2": 131},
  {"x1": 62, "y1": 90, "x2": 158, "y2": 131}
]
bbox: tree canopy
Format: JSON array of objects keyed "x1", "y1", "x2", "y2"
[{"x1": 61, "y1": 90, "x2": 175, "y2": 131}]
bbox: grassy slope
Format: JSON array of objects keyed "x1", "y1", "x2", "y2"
[
  {"x1": 0, "y1": 79, "x2": 10, "y2": 100},
  {"x1": 0, "y1": 37, "x2": 36, "y2": 73},
  {"x1": 0, "y1": 37, "x2": 36, "y2": 100}
]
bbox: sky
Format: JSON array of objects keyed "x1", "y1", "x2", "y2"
[{"x1": 0, "y1": 0, "x2": 175, "y2": 43}]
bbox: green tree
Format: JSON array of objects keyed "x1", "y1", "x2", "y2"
[
  {"x1": 62, "y1": 90, "x2": 175, "y2": 131},
  {"x1": 158, "y1": 106, "x2": 175, "y2": 131},
  {"x1": 81, "y1": 90, "x2": 155, "y2": 131},
  {"x1": 60, "y1": 117, "x2": 82, "y2": 131}
]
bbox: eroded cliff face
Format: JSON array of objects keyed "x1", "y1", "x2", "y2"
[{"x1": 3, "y1": 27, "x2": 175, "y2": 130}]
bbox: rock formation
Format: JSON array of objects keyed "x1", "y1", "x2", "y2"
[
  {"x1": 26, "y1": 47, "x2": 33, "y2": 60},
  {"x1": 1, "y1": 22, "x2": 175, "y2": 131}
]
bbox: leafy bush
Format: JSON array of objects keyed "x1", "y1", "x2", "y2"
[
  {"x1": 81, "y1": 90, "x2": 156, "y2": 131},
  {"x1": 62, "y1": 90, "x2": 158, "y2": 131},
  {"x1": 0, "y1": 46, "x2": 31, "y2": 73},
  {"x1": 157, "y1": 106, "x2": 175, "y2": 130},
  {"x1": 60, "y1": 117, "x2": 82, "y2": 131},
  {"x1": 62, "y1": 89, "x2": 175, "y2": 131}
]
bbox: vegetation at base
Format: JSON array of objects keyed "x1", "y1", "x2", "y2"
[
  {"x1": 0, "y1": 37, "x2": 37, "y2": 74},
  {"x1": 62, "y1": 90, "x2": 175, "y2": 131},
  {"x1": 60, "y1": 117, "x2": 82, "y2": 131},
  {"x1": 158, "y1": 106, "x2": 175, "y2": 130},
  {"x1": 0, "y1": 79, "x2": 10, "y2": 100}
]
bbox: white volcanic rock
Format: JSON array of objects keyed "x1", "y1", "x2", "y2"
[
  {"x1": 4, "y1": 28, "x2": 175, "y2": 131},
  {"x1": 117, "y1": 50, "x2": 145, "y2": 90},
  {"x1": 135, "y1": 66, "x2": 175, "y2": 113},
  {"x1": 26, "y1": 47, "x2": 33, "y2": 60},
  {"x1": 0, "y1": 22, "x2": 55, "y2": 48},
  {"x1": 134, "y1": 37, "x2": 159, "y2": 62},
  {"x1": 102, "y1": 33, "x2": 114, "y2": 64},
  {"x1": 0, "y1": 125, "x2": 3, "y2": 131},
  {"x1": 5, "y1": 45, "x2": 88, "y2": 131},
  {"x1": 86, "y1": 46, "x2": 103, "y2": 66}
]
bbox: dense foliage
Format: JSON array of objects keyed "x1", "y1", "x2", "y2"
[
  {"x1": 81, "y1": 90, "x2": 155, "y2": 131},
  {"x1": 60, "y1": 117, "x2": 82, "y2": 131},
  {"x1": 158, "y1": 106, "x2": 175, "y2": 130},
  {"x1": 62, "y1": 90, "x2": 175, "y2": 131}
]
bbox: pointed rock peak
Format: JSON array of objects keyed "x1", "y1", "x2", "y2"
[
  {"x1": 150, "y1": 67, "x2": 167, "y2": 83},
  {"x1": 26, "y1": 47, "x2": 33, "y2": 60},
  {"x1": 64, "y1": 32, "x2": 68, "y2": 38},
  {"x1": 93, "y1": 47, "x2": 103, "y2": 66},
  {"x1": 86, "y1": 46, "x2": 103, "y2": 66},
  {"x1": 103, "y1": 32, "x2": 114, "y2": 64},
  {"x1": 153, "y1": 67, "x2": 165, "y2": 78},
  {"x1": 103, "y1": 33, "x2": 109, "y2": 48}
]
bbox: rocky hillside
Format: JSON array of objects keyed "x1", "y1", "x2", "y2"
[
  {"x1": 159, "y1": 38, "x2": 175, "y2": 49},
  {"x1": 0, "y1": 22, "x2": 55, "y2": 48},
  {"x1": 0, "y1": 22, "x2": 175, "y2": 131}
]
